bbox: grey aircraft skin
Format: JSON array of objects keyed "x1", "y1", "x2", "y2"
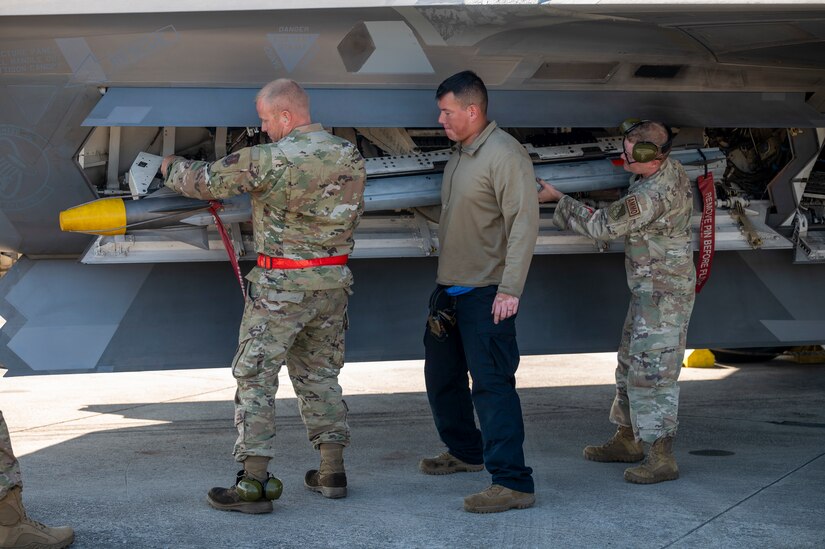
[{"x1": 1, "y1": 1, "x2": 825, "y2": 375}]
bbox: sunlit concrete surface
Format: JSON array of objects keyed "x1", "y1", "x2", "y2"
[{"x1": 2, "y1": 353, "x2": 824, "y2": 548}]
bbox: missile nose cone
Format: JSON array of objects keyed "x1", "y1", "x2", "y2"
[{"x1": 60, "y1": 197, "x2": 127, "y2": 236}]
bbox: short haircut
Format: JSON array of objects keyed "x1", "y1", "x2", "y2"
[
  {"x1": 436, "y1": 70, "x2": 488, "y2": 115},
  {"x1": 256, "y1": 79, "x2": 310, "y2": 115},
  {"x1": 625, "y1": 121, "x2": 670, "y2": 150}
]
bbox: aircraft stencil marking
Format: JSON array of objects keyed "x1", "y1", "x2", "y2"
[
  {"x1": 266, "y1": 32, "x2": 319, "y2": 73},
  {"x1": 0, "y1": 125, "x2": 52, "y2": 211}
]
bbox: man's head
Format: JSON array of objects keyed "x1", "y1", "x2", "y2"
[
  {"x1": 256, "y1": 79, "x2": 311, "y2": 142},
  {"x1": 621, "y1": 120, "x2": 671, "y2": 176},
  {"x1": 435, "y1": 70, "x2": 488, "y2": 146}
]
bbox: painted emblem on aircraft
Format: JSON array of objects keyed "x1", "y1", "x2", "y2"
[{"x1": 0, "y1": 125, "x2": 52, "y2": 210}]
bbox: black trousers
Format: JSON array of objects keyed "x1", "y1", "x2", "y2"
[{"x1": 423, "y1": 285, "x2": 534, "y2": 493}]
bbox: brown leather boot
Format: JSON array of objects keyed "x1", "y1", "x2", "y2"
[
  {"x1": 0, "y1": 487, "x2": 74, "y2": 549},
  {"x1": 304, "y1": 443, "x2": 347, "y2": 499},
  {"x1": 206, "y1": 470, "x2": 275, "y2": 514},
  {"x1": 207, "y1": 458, "x2": 278, "y2": 515},
  {"x1": 242, "y1": 456, "x2": 270, "y2": 483},
  {"x1": 419, "y1": 452, "x2": 484, "y2": 475},
  {"x1": 463, "y1": 484, "x2": 535, "y2": 514},
  {"x1": 583, "y1": 425, "x2": 644, "y2": 463},
  {"x1": 624, "y1": 436, "x2": 679, "y2": 484}
]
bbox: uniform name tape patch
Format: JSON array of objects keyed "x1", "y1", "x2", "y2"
[{"x1": 626, "y1": 195, "x2": 641, "y2": 218}]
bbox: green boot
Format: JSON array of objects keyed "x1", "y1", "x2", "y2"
[
  {"x1": 305, "y1": 443, "x2": 347, "y2": 499},
  {"x1": 624, "y1": 436, "x2": 679, "y2": 484},
  {"x1": 583, "y1": 425, "x2": 644, "y2": 463},
  {"x1": 0, "y1": 487, "x2": 74, "y2": 549}
]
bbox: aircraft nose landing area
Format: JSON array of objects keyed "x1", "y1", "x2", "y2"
[{"x1": 2, "y1": 354, "x2": 824, "y2": 548}]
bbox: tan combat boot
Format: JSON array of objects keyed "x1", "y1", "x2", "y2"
[
  {"x1": 463, "y1": 484, "x2": 535, "y2": 514},
  {"x1": 304, "y1": 443, "x2": 347, "y2": 499},
  {"x1": 583, "y1": 425, "x2": 644, "y2": 463},
  {"x1": 624, "y1": 436, "x2": 679, "y2": 484},
  {"x1": 419, "y1": 452, "x2": 484, "y2": 475},
  {"x1": 0, "y1": 487, "x2": 74, "y2": 549}
]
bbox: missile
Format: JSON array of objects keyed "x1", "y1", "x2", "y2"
[
  {"x1": 60, "y1": 148, "x2": 725, "y2": 236},
  {"x1": 59, "y1": 189, "x2": 211, "y2": 235}
]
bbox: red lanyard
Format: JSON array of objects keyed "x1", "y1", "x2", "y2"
[{"x1": 209, "y1": 200, "x2": 246, "y2": 300}]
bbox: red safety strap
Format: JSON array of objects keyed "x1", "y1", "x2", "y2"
[
  {"x1": 257, "y1": 254, "x2": 348, "y2": 269},
  {"x1": 209, "y1": 200, "x2": 246, "y2": 299},
  {"x1": 695, "y1": 172, "x2": 716, "y2": 293}
]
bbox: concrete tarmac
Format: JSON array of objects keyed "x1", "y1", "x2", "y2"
[{"x1": 2, "y1": 353, "x2": 824, "y2": 548}]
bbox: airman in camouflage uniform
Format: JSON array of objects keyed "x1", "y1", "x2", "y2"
[
  {"x1": 1, "y1": 411, "x2": 74, "y2": 547},
  {"x1": 162, "y1": 79, "x2": 365, "y2": 513},
  {"x1": 0, "y1": 413, "x2": 21, "y2": 499},
  {"x1": 538, "y1": 120, "x2": 695, "y2": 484}
]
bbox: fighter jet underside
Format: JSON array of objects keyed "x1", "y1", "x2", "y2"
[{"x1": 1, "y1": 2, "x2": 824, "y2": 374}]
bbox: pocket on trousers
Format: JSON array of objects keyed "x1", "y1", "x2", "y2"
[
  {"x1": 480, "y1": 333, "x2": 520, "y2": 377},
  {"x1": 231, "y1": 335, "x2": 265, "y2": 379},
  {"x1": 261, "y1": 289, "x2": 304, "y2": 305},
  {"x1": 629, "y1": 293, "x2": 683, "y2": 355},
  {"x1": 330, "y1": 309, "x2": 347, "y2": 369}
]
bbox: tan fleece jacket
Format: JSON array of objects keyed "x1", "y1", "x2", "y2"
[{"x1": 436, "y1": 121, "x2": 539, "y2": 297}]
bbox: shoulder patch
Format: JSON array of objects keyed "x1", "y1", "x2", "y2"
[
  {"x1": 626, "y1": 195, "x2": 641, "y2": 218},
  {"x1": 222, "y1": 153, "x2": 240, "y2": 167},
  {"x1": 609, "y1": 201, "x2": 626, "y2": 221}
]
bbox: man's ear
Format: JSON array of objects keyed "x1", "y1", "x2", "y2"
[
  {"x1": 467, "y1": 104, "x2": 479, "y2": 120},
  {"x1": 280, "y1": 110, "x2": 290, "y2": 124}
]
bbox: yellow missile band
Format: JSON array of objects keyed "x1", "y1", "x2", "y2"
[{"x1": 59, "y1": 197, "x2": 127, "y2": 236}]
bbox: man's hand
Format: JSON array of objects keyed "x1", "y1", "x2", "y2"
[
  {"x1": 161, "y1": 154, "x2": 180, "y2": 178},
  {"x1": 537, "y1": 177, "x2": 563, "y2": 203},
  {"x1": 492, "y1": 292, "x2": 519, "y2": 325}
]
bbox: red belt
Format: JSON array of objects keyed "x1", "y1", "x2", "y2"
[{"x1": 257, "y1": 254, "x2": 348, "y2": 269}]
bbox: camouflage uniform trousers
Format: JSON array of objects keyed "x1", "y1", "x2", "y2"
[
  {"x1": 232, "y1": 283, "x2": 350, "y2": 461},
  {"x1": 0, "y1": 410, "x2": 22, "y2": 499},
  {"x1": 609, "y1": 290, "x2": 695, "y2": 443}
]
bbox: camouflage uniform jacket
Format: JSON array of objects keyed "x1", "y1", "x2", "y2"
[
  {"x1": 165, "y1": 123, "x2": 366, "y2": 291},
  {"x1": 553, "y1": 158, "x2": 695, "y2": 297}
]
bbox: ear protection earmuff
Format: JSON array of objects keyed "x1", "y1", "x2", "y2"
[
  {"x1": 620, "y1": 118, "x2": 674, "y2": 163},
  {"x1": 235, "y1": 471, "x2": 284, "y2": 501}
]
